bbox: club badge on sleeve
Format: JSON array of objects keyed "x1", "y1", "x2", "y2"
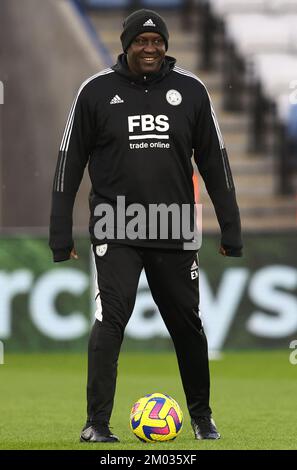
[{"x1": 96, "y1": 244, "x2": 108, "y2": 257}]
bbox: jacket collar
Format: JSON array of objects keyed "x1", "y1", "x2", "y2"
[{"x1": 112, "y1": 53, "x2": 176, "y2": 85}]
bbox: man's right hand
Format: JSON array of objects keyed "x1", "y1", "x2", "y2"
[{"x1": 70, "y1": 247, "x2": 79, "y2": 260}]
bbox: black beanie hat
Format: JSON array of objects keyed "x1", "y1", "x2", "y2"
[{"x1": 120, "y1": 9, "x2": 169, "y2": 52}]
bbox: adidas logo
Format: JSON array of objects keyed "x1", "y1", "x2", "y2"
[
  {"x1": 110, "y1": 94, "x2": 124, "y2": 104},
  {"x1": 143, "y1": 19, "x2": 156, "y2": 27},
  {"x1": 191, "y1": 260, "x2": 199, "y2": 280},
  {"x1": 191, "y1": 260, "x2": 198, "y2": 270}
]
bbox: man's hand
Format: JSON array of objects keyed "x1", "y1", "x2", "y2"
[
  {"x1": 70, "y1": 247, "x2": 79, "y2": 260},
  {"x1": 219, "y1": 245, "x2": 242, "y2": 257},
  {"x1": 219, "y1": 246, "x2": 226, "y2": 256}
]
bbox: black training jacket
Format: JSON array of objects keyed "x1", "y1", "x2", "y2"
[{"x1": 49, "y1": 54, "x2": 242, "y2": 261}]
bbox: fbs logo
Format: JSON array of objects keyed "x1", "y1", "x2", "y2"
[{"x1": 128, "y1": 114, "x2": 169, "y2": 133}]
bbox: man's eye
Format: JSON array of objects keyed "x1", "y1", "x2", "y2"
[
  {"x1": 134, "y1": 38, "x2": 164, "y2": 46},
  {"x1": 135, "y1": 39, "x2": 145, "y2": 46}
]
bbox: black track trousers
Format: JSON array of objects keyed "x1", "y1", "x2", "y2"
[{"x1": 87, "y1": 244, "x2": 212, "y2": 425}]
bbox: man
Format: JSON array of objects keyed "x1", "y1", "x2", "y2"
[{"x1": 49, "y1": 9, "x2": 242, "y2": 443}]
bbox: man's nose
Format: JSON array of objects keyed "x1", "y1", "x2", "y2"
[{"x1": 143, "y1": 41, "x2": 157, "y2": 51}]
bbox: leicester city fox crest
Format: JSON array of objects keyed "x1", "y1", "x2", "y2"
[
  {"x1": 96, "y1": 244, "x2": 108, "y2": 257},
  {"x1": 166, "y1": 89, "x2": 182, "y2": 106}
]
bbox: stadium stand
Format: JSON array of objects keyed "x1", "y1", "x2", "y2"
[
  {"x1": 201, "y1": 0, "x2": 297, "y2": 198},
  {"x1": 226, "y1": 14, "x2": 297, "y2": 55},
  {"x1": 85, "y1": 1, "x2": 297, "y2": 229},
  {"x1": 0, "y1": 0, "x2": 106, "y2": 230},
  {"x1": 1, "y1": 0, "x2": 296, "y2": 232},
  {"x1": 210, "y1": 0, "x2": 297, "y2": 15}
]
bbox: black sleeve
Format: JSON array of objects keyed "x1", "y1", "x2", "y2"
[
  {"x1": 49, "y1": 85, "x2": 95, "y2": 262},
  {"x1": 193, "y1": 85, "x2": 242, "y2": 256}
]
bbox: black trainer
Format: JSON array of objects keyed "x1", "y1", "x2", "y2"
[
  {"x1": 191, "y1": 416, "x2": 221, "y2": 440},
  {"x1": 80, "y1": 424, "x2": 119, "y2": 443}
]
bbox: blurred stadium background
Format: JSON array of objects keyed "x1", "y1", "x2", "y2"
[{"x1": 0, "y1": 0, "x2": 297, "y2": 450}]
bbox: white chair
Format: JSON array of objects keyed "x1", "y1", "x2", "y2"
[
  {"x1": 253, "y1": 53, "x2": 297, "y2": 102},
  {"x1": 263, "y1": 0, "x2": 297, "y2": 13},
  {"x1": 226, "y1": 14, "x2": 295, "y2": 55},
  {"x1": 276, "y1": 93, "x2": 292, "y2": 122},
  {"x1": 209, "y1": 0, "x2": 266, "y2": 16},
  {"x1": 210, "y1": 0, "x2": 297, "y2": 15}
]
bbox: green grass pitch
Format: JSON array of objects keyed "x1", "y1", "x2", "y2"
[{"x1": 0, "y1": 351, "x2": 296, "y2": 450}]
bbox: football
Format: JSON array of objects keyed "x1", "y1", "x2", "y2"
[{"x1": 130, "y1": 392, "x2": 183, "y2": 442}]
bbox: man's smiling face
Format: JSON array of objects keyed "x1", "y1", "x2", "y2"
[{"x1": 126, "y1": 32, "x2": 166, "y2": 75}]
